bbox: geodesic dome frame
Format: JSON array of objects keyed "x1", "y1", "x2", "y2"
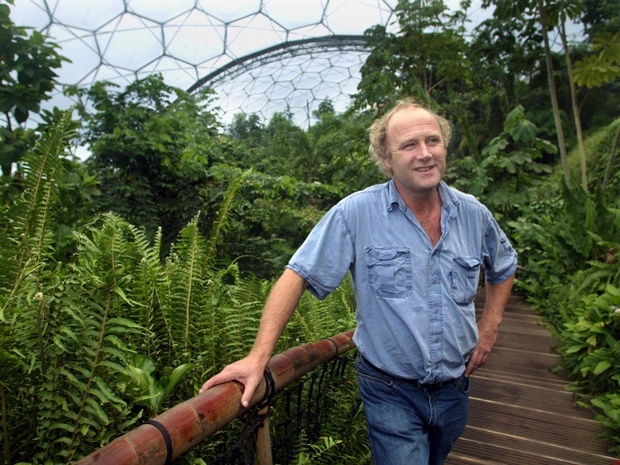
[{"x1": 9, "y1": 0, "x2": 403, "y2": 127}]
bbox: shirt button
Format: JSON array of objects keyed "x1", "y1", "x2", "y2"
[
  {"x1": 434, "y1": 308, "x2": 440, "y2": 314},
  {"x1": 434, "y1": 337, "x2": 440, "y2": 343},
  {"x1": 431, "y1": 278, "x2": 438, "y2": 285}
]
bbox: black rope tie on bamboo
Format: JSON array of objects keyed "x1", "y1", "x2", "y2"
[
  {"x1": 326, "y1": 337, "x2": 340, "y2": 360},
  {"x1": 144, "y1": 419, "x2": 173, "y2": 465},
  {"x1": 258, "y1": 366, "x2": 276, "y2": 412}
]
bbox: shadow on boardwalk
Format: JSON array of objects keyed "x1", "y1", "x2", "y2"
[{"x1": 446, "y1": 290, "x2": 619, "y2": 465}]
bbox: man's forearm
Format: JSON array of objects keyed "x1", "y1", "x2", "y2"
[
  {"x1": 248, "y1": 268, "x2": 309, "y2": 365},
  {"x1": 482, "y1": 274, "x2": 515, "y2": 327},
  {"x1": 464, "y1": 274, "x2": 515, "y2": 377}
]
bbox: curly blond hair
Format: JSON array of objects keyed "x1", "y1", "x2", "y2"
[{"x1": 368, "y1": 98, "x2": 452, "y2": 177}]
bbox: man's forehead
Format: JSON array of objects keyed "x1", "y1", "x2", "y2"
[{"x1": 387, "y1": 107, "x2": 441, "y2": 134}]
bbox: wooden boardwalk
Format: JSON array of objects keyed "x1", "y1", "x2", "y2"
[{"x1": 446, "y1": 292, "x2": 618, "y2": 465}]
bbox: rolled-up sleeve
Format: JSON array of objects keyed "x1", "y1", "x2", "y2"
[
  {"x1": 286, "y1": 206, "x2": 354, "y2": 300},
  {"x1": 482, "y1": 215, "x2": 518, "y2": 284}
]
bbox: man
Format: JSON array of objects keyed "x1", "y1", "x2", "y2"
[{"x1": 200, "y1": 98, "x2": 517, "y2": 465}]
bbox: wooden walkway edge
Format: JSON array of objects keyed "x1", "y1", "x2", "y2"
[{"x1": 445, "y1": 292, "x2": 619, "y2": 465}]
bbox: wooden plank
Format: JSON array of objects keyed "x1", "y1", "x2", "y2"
[
  {"x1": 474, "y1": 369, "x2": 568, "y2": 390},
  {"x1": 481, "y1": 346, "x2": 562, "y2": 381},
  {"x1": 466, "y1": 397, "x2": 607, "y2": 454},
  {"x1": 445, "y1": 452, "x2": 505, "y2": 464},
  {"x1": 469, "y1": 376, "x2": 593, "y2": 419},
  {"x1": 451, "y1": 432, "x2": 614, "y2": 465},
  {"x1": 494, "y1": 331, "x2": 557, "y2": 353}
]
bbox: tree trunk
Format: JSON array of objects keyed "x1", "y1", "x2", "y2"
[
  {"x1": 559, "y1": 18, "x2": 588, "y2": 191},
  {"x1": 536, "y1": 0, "x2": 571, "y2": 188}
]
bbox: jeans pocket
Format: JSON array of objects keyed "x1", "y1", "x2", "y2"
[
  {"x1": 455, "y1": 375, "x2": 471, "y2": 395},
  {"x1": 449, "y1": 257, "x2": 481, "y2": 304},
  {"x1": 357, "y1": 356, "x2": 394, "y2": 387},
  {"x1": 365, "y1": 246, "x2": 412, "y2": 299}
]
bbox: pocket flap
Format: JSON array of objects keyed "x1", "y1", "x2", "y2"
[
  {"x1": 365, "y1": 247, "x2": 409, "y2": 266},
  {"x1": 453, "y1": 257, "x2": 481, "y2": 269}
]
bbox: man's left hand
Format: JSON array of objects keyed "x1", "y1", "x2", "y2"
[{"x1": 464, "y1": 318, "x2": 500, "y2": 377}]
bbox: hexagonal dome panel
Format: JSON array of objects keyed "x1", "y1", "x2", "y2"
[
  {"x1": 165, "y1": 10, "x2": 226, "y2": 65},
  {"x1": 126, "y1": 0, "x2": 195, "y2": 24},
  {"x1": 98, "y1": 14, "x2": 162, "y2": 70},
  {"x1": 50, "y1": 0, "x2": 124, "y2": 30}
]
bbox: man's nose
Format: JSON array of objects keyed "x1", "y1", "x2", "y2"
[{"x1": 416, "y1": 143, "x2": 432, "y2": 159}]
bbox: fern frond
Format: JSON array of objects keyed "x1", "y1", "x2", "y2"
[
  {"x1": 196, "y1": 268, "x2": 267, "y2": 373},
  {"x1": 57, "y1": 214, "x2": 149, "y2": 461},
  {"x1": 284, "y1": 275, "x2": 356, "y2": 351},
  {"x1": 204, "y1": 169, "x2": 251, "y2": 270},
  {"x1": 0, "y1": 109, "x2": 76, "y2": 322},
  {"x1": 166, "y1": 214, "x2": 208, "y2": 359},
  {"x1": 127, "y1": 223, "x2": 175, "y2": 358},
  {"x1": 12, "y1": 108, "x2": 75, "y2": 268}
]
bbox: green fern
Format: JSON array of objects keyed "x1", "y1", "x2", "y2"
[
  {"x1": 204, "y1": 169, "x2": 251, "y2": 270},
  {"x1": 0, "y1": 109, "x2": 74, "y2": 322},
  {"x1": 282, "y1": 275, "x2": 356, "y2": 352},
  {"x1": 127, "y1": 224, "x2": 174, "y2": 357},
  {"x1": 165, "y1": 214, "x2": 208, "y2": 362},
  {"x1": 54, "y1": 214, "x2": 150, "y2": 462}
]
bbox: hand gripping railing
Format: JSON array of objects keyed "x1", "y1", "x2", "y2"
[{"x1": 75, "y1": 329, "x2": 356, "y2": 465}]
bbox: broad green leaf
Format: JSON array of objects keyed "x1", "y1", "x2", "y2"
[
  {"x1": 52, "y1": 335, "x2": 69, "y2": 353},
  {"x1": 95, "y1": 377, "x2": 127, "y2": 406},
  {"x1": 113, "y1": 286, "x2": 134, "y2": 306},
  {"x1": 564, "y1": 345, "x2": 584, "y2": 354},
  {"x1": 104, "y1": 334, "x2": 133, "y2": 351},
  {"x1": 509, "y1": 119, "x2": 537, "y2": 144},
  {"x1": 49, "y1": 422, "x2": 75, "y2": 433},
  {"x1": 593, "y1": 360, "x2": 612, "y2": 375}
]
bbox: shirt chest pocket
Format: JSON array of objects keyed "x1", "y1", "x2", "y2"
[
  {"x1": 365, "y1": 247, "x2": 412, "y2": 299},
  {"x1": 450, "y1": 257, "x2": 481, "y2": 304}
]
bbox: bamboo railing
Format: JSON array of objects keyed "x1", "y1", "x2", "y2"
[{"x1": 75, "y1": 329, "x2": 356, "y2": 465}]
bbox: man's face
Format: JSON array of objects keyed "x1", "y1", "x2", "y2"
[{"x1": 384, "y1": 107, "x2": 447, "y2": 198}]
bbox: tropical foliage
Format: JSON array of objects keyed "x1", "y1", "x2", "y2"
[{"x1": 0, "y1": 111, "x2": 359, "y2": 463}]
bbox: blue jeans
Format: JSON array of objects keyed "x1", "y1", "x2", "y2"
[{"x1": 357, "y1": 356, "x2": 470, "y2": 465}]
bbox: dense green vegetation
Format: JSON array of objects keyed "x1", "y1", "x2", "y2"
[{"x1": 1, "y1": 0, "x2": 619, "y2": 463}]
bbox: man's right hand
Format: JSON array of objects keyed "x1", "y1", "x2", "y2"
[{"x1": 199, "y1": 356, "x2": 267, "y2": 408}]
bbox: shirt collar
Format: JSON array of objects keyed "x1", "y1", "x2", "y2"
[{"x1": 386, "y1": 179, "x2": 459, "y2": 215}]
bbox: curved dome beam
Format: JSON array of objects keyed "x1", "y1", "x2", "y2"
[{"x1": 188, "y1": 35, "x2": 369, "y2": 94}]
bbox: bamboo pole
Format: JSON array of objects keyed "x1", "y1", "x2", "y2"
[
  {"x1": 255, "y1": 407, "x2": 273, "y2": 465},
  {"x1": 74, "y1": 329, "x2": 356, "y2": 465}
]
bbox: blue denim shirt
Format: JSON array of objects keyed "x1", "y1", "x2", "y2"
[{"x1": 287, "y1": 180, "x2": 518, "y2": 383}]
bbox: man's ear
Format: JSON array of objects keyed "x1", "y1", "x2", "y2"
[{"x1": 384, "y1": 153, "x2": 393, "y2": 169}]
